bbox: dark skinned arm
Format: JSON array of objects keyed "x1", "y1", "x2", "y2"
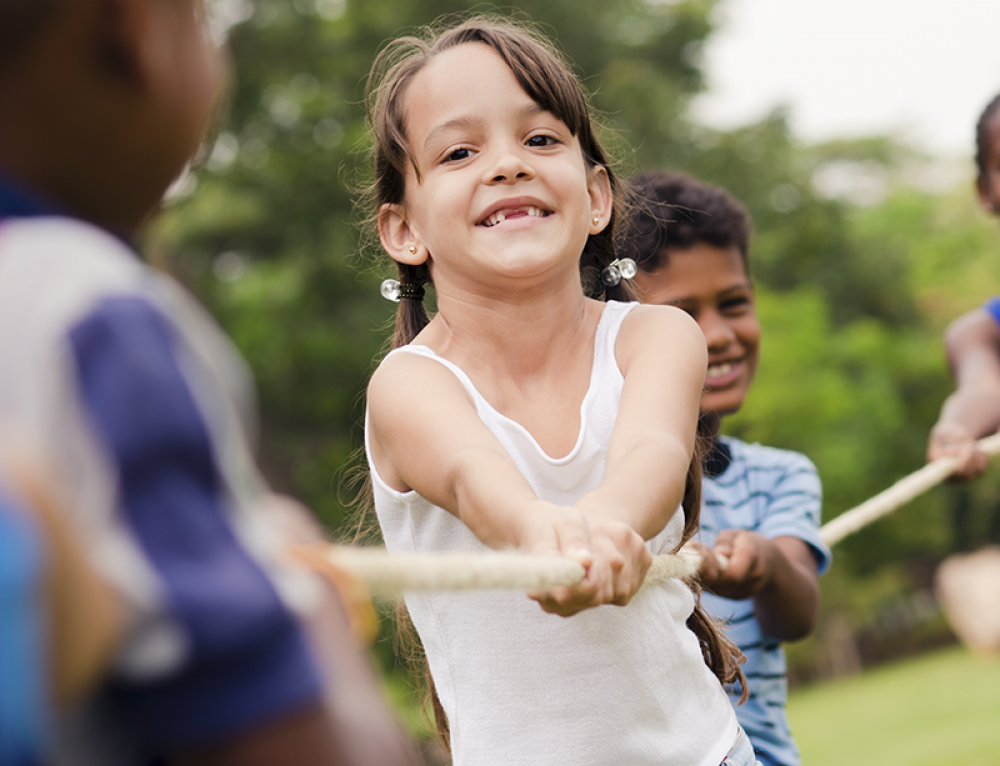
[
  {"x1": 928, "y1": 307, "x2": 1000, "y2": 480},
  {"x1": 696, "y1": 531, "x2": 820, "y2": 642}
]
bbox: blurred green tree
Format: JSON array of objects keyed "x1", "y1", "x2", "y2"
[
  {"x1": 149, "y1": 0, "x2": 1000, "y2": 693},
  {"x1": 151, "y1": 0, "x2": 722, "y2": 533}
]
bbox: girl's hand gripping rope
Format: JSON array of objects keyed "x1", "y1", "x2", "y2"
[{"x1": 520, "y1": 501, "x2": 652, "y2": 616}]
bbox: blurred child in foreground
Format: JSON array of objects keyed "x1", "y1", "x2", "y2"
[
  {"x1": 0, "y1": 1, "x2": 415, "y2": 764},
  {"x1": 620, "y1": 171, "x2": 831, "y2": 766},
  {"x1": 0, "y1": 459, "x2": 122, "y2": 766},
  {"x1": 926, "y1": 93, "x2": 1000, "y2": 480}
]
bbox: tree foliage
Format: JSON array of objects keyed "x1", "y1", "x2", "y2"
[{"x1": 153, "y1": 0, "x2": 1000, "y2": 689}]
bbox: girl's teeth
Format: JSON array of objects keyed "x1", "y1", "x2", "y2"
[{"x1": 486, "y1": 207, "x2": 545, "y2": 226}]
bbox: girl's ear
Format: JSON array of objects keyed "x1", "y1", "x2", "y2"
[
  {"x1": 587, "y1": 165, "x2": 614, "y2": 233},
  {"x1": 378, "y1": 204, "x2": 427, "y2": 265}
]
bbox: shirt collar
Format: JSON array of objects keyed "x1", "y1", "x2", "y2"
[
  {"x1": 704, "y1": 438, "x2": 732, "y2": 478},
  {"x1": 0, "y1": 174, "x2": 65, "y2": 219}
]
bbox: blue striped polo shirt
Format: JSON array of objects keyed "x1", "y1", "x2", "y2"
[{"x1": 700, "y1": 436, "x2": 831, "y2": 766}]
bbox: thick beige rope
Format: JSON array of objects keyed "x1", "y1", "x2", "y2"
[
  {"x1": 820, "y1": 432, "x2": 1000, "y2": 547},
  {"x1": 324, "y1": 544, "x2": 701, "y2": 596},
  {"x1": 313, "y1": 435, "x2": 1000, "y2": 595}
]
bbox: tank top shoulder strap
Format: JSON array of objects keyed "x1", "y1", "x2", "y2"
[
  {"x1": 384, "y1": 344, "x2": 485, "y2": 405},
  {"x1": 592, "y1": 300, "x2": 639, "y2": 378}
]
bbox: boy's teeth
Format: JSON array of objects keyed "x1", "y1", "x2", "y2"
[{"x1": 707, "y1": 362, "x2": 733, "y2": 378}]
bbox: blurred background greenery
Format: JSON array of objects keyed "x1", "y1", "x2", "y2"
[{"x1": 150, "y1": 0, "x2": 1000, "y2": 727}]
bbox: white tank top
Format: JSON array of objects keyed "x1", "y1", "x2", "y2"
[{"x1": 367, "y1": 300, "x2": 738, "y2": 766}]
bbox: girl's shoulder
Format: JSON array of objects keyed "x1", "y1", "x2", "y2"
[
  {"x1": 616, "y1": 302, "x2": 706, "y2": 367},
  {"x1": 368, "y1": 344, "x2": 475, "y2": 414}
]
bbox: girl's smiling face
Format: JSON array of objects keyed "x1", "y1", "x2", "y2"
[
  {"x1": 378, "y1": 43, "x2": 611, "y2": 296},
  {"x1": 635, "y1": 243, "x2": 760, "y2": 422}
]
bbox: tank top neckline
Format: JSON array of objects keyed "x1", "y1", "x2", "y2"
[{"x1": 389, "y1": 300, "x2": 636, "y2": 464}]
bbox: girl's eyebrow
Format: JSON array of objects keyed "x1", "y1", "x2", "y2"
[{"x1": 421, "y1": 103, "x2": 548, "y2": 152}]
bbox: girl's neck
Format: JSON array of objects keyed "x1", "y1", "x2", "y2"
[{"x1": 424, "y1": 279, "x2": 598, "y2": 377}]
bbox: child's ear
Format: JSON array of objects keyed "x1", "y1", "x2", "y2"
[
  {"x1": 93, "y1": 0, "x2": 163, "y2": 88},
  {"x1": 378, "y1": 204, "x2": 427, "y2": 265},
  {"x1": 587, "y1": 165, "x2": 613, "y2": 233},
  {"x1": 976, "y1": 177, "x2": 995, "y2": 215}
]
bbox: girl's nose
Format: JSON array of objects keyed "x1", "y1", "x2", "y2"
[{"x1": 486, "y1": 148, "x2": 534, "y2": 184}]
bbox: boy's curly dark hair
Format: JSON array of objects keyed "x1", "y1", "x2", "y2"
[{"x1": 618, "y1": 171, "x2": 752, "y2": 273}]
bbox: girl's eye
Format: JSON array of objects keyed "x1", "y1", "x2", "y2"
[
  {"x1": 526, "y1": 134, "x2": 558, "y2": 148},
  {"x1": 444, "y1": 147, "x2": 472, "y2": 163}
]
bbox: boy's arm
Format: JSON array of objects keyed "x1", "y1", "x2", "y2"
[
  {"x1": 928, "y1": 307, "x2": 1000, "y2": 479},
  {"x1": 697, "y1": 533, "x2": 820, "y2": 641},
  {"x1": 697, "y1": 452, "x2": 826, "y2": 642}
]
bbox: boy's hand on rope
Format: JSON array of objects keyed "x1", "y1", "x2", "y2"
[
  {"x1": 927, "y1": 422, "x2": 991, "y2": 481},
  {"x1": 694, "y1": 530, "x2": 773, "y2": 601},
  {"x1": 521, "y1": 503, "x2": 651, "y2": 616}
]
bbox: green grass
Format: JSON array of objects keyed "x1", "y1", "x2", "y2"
[{"x1": 788, "y1": 646, "x2": 1000, "y2": 765}]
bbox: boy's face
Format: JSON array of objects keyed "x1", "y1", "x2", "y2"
[
  {"x1": 635, "y1": 243, "x2": 760, "y2": 420},
  {"x1": 978, "y1": 111, "x2": 1000, "y2": 219},
  {"x1": 141, "y1": 0, "x2": 226, "y2": 209}
]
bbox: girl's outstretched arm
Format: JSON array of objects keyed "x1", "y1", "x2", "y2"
[
  {"x1": 575, "y1": 305, "x2": 707, "y2": 539},
  {"x1": 368, "y1": 352, "x2": 642, "y2": 616},
  {"x1": 562, "y1": 305, "x2": 707, "y2": 609}
]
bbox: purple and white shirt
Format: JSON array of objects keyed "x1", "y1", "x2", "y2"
[{"x1": 0, "y1": 179, "x2": 322, "y2": 763}]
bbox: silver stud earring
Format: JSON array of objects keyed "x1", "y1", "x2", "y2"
[{"x1": 600, "y1": 258, "x2": 637, "y2": 287}]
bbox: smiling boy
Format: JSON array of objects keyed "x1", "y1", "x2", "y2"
[{"x1": 620, "y1": 171, "x2": 831, "y2": 766}]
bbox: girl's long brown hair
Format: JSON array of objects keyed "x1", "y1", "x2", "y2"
[{"x1": 363, "y1": 14, "x2": 745, "y2": 748}]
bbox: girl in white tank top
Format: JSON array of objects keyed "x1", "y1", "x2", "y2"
[{"x1": 362, "y1": 16, "x2": 753, "y2": 766}]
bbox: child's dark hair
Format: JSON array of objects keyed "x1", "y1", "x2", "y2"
[
  {"x1": 0, "y1": 0, "x2": 60, "y2": 65},
  {"x1": 618, "y1": 171, "x2": 752, "y2": 273},
  {"x1": 363, "y1": 17, "x2": 745, "y2": 747},
  {"x1": 976, "y1": 92, "x2": 1000, "y2": 187},
  {"x1": 364, "y1": 15, "x2": 634, "y2": 350}
]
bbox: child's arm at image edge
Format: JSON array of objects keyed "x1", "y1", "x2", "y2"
[{"x1": 928, "y1": 307, "x2": 1000, "y2": 478}]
